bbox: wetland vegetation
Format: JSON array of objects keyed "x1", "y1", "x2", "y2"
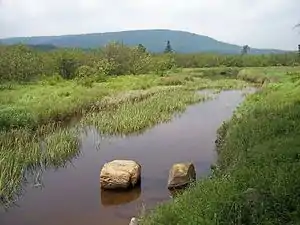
[{"x1": 1, "y1": 42, "x2": 300, "y2": 225}]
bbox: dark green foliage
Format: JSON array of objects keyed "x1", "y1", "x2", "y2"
[
  {"x1": 0, "y1": 106, "x2": 36, "y2": 130},
  {"x1": 0, "y1": 45, "x2": 43, "y2": 82},
  {"x1": 138, "y1": 44, "x2": 147, "y2": 53},
  {"x1": 164, "y1": 40, "x2": 173, "y2": 53},
  {"x1": 174, "y1": 53, "x2": 299, "y2": 68},
  {"x1": 0, "y1": 42, "x2": 298, "y2": 83},
  {"x1": 59, "y1": 57, "x2": 78, "y2": 79},
  {"x1": 0, "y1": 43, "x2": 167, "y2": 82},
  {"x1": 241, "y1": 45, "x2": 250, "y2": 55}
]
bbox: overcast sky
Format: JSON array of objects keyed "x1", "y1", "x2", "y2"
[{"x1": 0, "y1": 0, "x2": 299, "y2": 50}]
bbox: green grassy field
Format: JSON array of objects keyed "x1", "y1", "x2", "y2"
[
  {"x1": 140, "y1": 68, "x2": 300, "y2": 225},
  {"x1": 0, "y1": 70, "x2": 249, "y2": 131}
]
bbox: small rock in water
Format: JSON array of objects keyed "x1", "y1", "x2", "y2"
[
  {"x1": 129, "y1": 217, "x2": 138, "y2": 225},
  {"x1": 100, "y1": 160, "x2": 141, "y2": 190},
  {"x1": 167, "y1": 162, "x2": 196, "y2": 189}
]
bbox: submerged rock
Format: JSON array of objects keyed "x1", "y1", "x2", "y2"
[
  {"x1": 100, "y1": 160, "x2": 141, "y2": 190},
  {"x1": 167, "y1": 162, "x2": 196, "y2": 189}
]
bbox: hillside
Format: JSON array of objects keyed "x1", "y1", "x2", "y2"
[{"x1": 0, "y1": 29, "x2": 287, "y2": 54}]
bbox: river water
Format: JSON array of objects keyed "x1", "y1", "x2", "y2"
[{"x1": 0, "y1": 90, "x2": 248, "y2": 225}]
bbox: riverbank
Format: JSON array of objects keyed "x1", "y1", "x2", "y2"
[
  {"x1": 0, "y1": 71, "x2": 248, "y2": 130},
  {"x1": 0, "y1": 89, "x2": 247, "y2": 225},
  {"x1": 0, "y1": 66, "x2": 298, "y2": 212},
  {"x1": 140, "y1": 70, "x2": 300, "y2": 224},
  {"x1": 0, "y1": 69, "x2": 249, "y2": 206}
]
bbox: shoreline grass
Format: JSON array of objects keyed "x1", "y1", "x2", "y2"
[
  {"x1": 0, "y1": 126, "x2": 79, "y2": 207},
  {"x1": 0, "y1": 69, "x2": 250, "y2": 206},
  {"x1": 1, "y1": 66, "x2": 297, "y2": 210},
  {"x1": 140, "y1": 71, "x2": 300, "y2": 225},
  {"x1": 0, "y1": 70, "x2": 250, "y2": 131},
  {"x1": 81, "y1": 88, "x2": 207, "y2": 135}
]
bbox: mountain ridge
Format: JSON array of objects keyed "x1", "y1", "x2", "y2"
[{"x1": 0, "y1": 29, "x2": 289, "y2": 54}]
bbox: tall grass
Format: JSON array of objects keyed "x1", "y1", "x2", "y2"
[
  {"x1": 81, "y1": 88, "x2": 207, "y2": 135},
  {"x1": 0, "y1": 70, "x2": 251, "y2": 207},
  {"x1": 0, "y1": 70, "x2": 252, "y2": 131},
  {"x1": 141, "y1": 73, "x2": 300, "y2": 225},
  {"x1": 1, "y1": 66, "x2": 295, "y2": 208},
  {"x1": 0, "y1": 126, "x2": 79, "y2": 207}
]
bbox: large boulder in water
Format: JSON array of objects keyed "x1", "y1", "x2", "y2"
[
  {"x1": 167, "y1": 162, "x2": 196, "y2": 189},
  {"x1": 100, "y1": 160, "x2": 141, "y2": 190}
]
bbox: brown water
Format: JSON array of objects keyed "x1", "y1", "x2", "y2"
[{"x1": 0, "y1": 90, "x2": 247, "y2": 225}]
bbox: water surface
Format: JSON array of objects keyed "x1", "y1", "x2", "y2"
[{"x1": 0, "y1": 90, "x2": 247, "y2": 225}]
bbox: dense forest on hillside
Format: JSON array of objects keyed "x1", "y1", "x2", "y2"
[{"x1": 0, "y1": 29, "x2": 288, "y2": 54}]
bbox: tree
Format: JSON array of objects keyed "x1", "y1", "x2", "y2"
[
  {"x1": 241, "y1": 45, "x2": 250, "y2": 56},
  {"x1": 164, "y1": 40, "x2": 173, "y2": 53},
  {"x1": 58, "y1": 54, "x2": 78, "y2": 79},
  {"x1": 0, "y1": 45, "x2": 43, "y2": 82},
  {"x1": 128, "y1": 46, "x2": 151, "y2": 75},
  {"x1": 101, "y1": 42, "x2": 131, "y2": 75},
  {"x1": 137, "y1": 44, "x2": 147, "y2": 53}
]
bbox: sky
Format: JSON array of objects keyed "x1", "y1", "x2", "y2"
[{"x1": 0, "y1": 0, "x2": 299, "y2": 50}]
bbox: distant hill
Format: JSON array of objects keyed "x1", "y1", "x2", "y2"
[
  {"x1": 27, "y1": 44, "x2": 58, "y2": 51},
  {"x1": 0, "y1": 29, "x2": 288, "y2": 54}
]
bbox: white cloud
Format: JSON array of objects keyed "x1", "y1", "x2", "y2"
[{"x1": 0, "y1": 0, "x2": 299, "y2": 50}]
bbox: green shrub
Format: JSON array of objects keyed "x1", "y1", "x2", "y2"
[{"x1": 0, "y1": 106, "x2": 36, "y2": 130}]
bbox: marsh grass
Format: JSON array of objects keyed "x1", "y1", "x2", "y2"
[
  {"x1": 81, "y1": 88, "x2": 207, "y2": 135},
  {"x1": 1, "y1": 67, "x2": 292, "y2": 208},
  {"x1": 141, "y1": 73, "x2": 300, "y2": 225},
  {"x1": 0, "y1": 71, "x2": 252, "y2": 131},
  {"x1": 236, "y1": 67, "x2": 300, "y2": 84},
  {"x1": 0, "y1": 126, "x2": 79, "y2": 207}
]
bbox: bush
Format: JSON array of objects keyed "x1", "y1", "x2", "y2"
[
  {"x1": 0, "y1": 106, "x2": 36, "y2": 130},
  {"x1": 1, "y1": 43, "x2": 299, "y2": 83},
  {"x1": 0, "y1": 45, "x2": 43, "y2": 82},
  {"x1": 75, "y1": 65, "x2": 96, "y2": 87},
  {"x1": 152, "y1": 54, "x2": 177, "y2": 76}
]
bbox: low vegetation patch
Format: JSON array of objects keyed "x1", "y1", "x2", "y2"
[{"x1": 141, "y1": 74, "x2": 300, "y2": 225}]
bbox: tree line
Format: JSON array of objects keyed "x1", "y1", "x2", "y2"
[{"x1": 0, "y1": 42, "x2": 298, "y2": 83}]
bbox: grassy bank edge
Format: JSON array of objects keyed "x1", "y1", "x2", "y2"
[
  {"x1": 0, "y1": 85, "x2": 212, "y2": 207},
  {"x1": 140, "y1": 78, "x2": 300, "y2": 225}
]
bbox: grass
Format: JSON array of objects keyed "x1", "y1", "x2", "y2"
[
  {"x1": 0, "y1": 71, "x2": 250, "y2": 131},
  {"x1": 0, "y1": 66, "x2": 297, "y2": 210},
  {"x1": 0, "y1": 125, "x2": 79, "y2": 207},
  {"x1": 140, "y1": 69, "x2": 300, "y2": 225},
  {"x1": 0, "y1": 69, "x2": 249, "y2": 207},
  {"x1": 81, "y1": 88, "x2": 207, "y2": 135}
]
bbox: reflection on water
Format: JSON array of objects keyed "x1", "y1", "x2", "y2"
[
  {"x1": 101, "y1": 187, "x2": 141, "y2": 207},
  {"x1": 0, "y1": 90, "x2": 250, "y2": 225}
]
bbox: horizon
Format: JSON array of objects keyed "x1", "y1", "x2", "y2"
[
  {"x1": 0, "y1": 29, "x2": 294, "y2": 51},
  {"x1": 0, "y1": 0, "x2": 299, "y2": 50}
]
